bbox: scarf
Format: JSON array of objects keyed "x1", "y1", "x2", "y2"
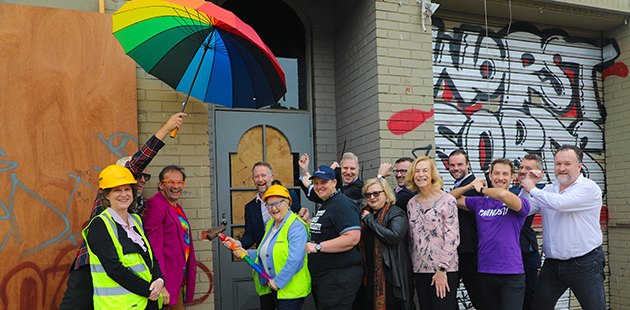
[{"x1": 359, "y1": 202, "x2": 390, "y2": 310}]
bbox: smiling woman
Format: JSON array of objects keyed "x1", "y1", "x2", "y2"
[
  {"x1": 406, "y1": 157, "x2": 460, "y2": 310},
  {"x1": 355, "y1": 178, "x2": 414, "y2": 309},
  {"x1": 83, "y1": 165, "x2": 164, "y2": 310},
  {"x1": 225, "y1": 184, "x2": 310, "y2": 310}
]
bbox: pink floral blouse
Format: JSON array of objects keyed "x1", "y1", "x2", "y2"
[{"x1": 407, "y1": 192, "x2": 459, "y2": 273}]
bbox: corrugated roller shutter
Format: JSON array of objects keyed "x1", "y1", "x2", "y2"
[{"x1": 431, "y1": 15, "x2": 611, "y2": 309}]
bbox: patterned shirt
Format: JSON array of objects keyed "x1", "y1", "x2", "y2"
[
  {"x1": 407, "y1": 192, "x2": 460, "y2": 273},
  {"x1": 170, "y1": 204, "x2": 191, "y2": 263},
  {"x1": 70, "y1": 135, "x2": 165, "y2": 271}
]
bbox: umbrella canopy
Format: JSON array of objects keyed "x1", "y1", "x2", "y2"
[{"x1": 112, "y1": 0, "x2": 286, "y2": 109}]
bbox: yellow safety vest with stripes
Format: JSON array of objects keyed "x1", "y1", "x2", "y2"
[
  {"x1": 255, "y1": 212, "x2": 311, "y2": 299},
  {"x1": 83, "y1": 211, "x2": 161, "y2": 310}
]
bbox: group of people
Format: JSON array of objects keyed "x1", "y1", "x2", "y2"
[
  {"x1": 59, "y1": 114, "x2": 197, "y2": 310},
  {"x1": 56, "y1": 111, "x2": 605, "y2": 310},
  {"x1": 224, "y1": 146, "x2": 605, "y2": 310}
]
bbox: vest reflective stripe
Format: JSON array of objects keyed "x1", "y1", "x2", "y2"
[
  {"x1": 93, "y1": 286, "x2": 136, "y2": 296},
  {"x1": 82, "y1": 212, "x2": 158, "y2": 310},
  {"x1": 254, "y1": 212, "x2": 311, "y2": 299}
]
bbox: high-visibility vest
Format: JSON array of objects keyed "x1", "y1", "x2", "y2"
[
  {"x1": 83, "y1": 211, "x2": 161, "y2": 310},
  {"x1": 255, "y1": 212, "x2": 311, "y2": 299}
]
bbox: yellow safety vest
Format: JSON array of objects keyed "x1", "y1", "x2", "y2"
[
  {"x1": 83, "y1": 211, "x2": 161, "y2": 310},
  {"x1": 255, "y1": 212, "x2": 311, "y2": 299}
]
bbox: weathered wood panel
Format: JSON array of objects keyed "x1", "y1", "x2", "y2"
[{"x1": 0, "y1": 3, "x2": 137, "y2": 309}]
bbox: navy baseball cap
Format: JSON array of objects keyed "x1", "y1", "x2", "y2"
[{"x1": 310, "y1": 165, "x2": 335, "y2": 180}]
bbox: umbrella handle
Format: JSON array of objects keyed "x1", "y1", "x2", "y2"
[{"x1": 169, "y1": 128, "x2": 179, "y2": 138}]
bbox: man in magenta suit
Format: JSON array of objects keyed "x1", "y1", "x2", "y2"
[{"x1": 145, "y1": 165, "x2": 196, "y2": 310}]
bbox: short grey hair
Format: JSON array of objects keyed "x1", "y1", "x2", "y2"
[
  {"x1": 116, "y1": 156, "x2": 132, "y2": 167},
  {"x1": 341, "y1": 152, "x2": 359, "y2": 167}
]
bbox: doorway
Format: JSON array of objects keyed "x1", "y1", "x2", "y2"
[{"x1": 215, "y1": 110, "x2": 314, "y2": 309}]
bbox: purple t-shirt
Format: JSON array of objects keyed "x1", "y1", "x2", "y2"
[{"x1": 465, "y1": 196, "x2": 530, "y2": 274}]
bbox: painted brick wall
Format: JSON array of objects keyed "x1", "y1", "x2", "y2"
[
  {"x1": 604, "y1": 23, "x2": 630, "y2": 310},
  {"x1": 374, "y1": 0, "x2": 435, "y2": 176},
  {"x1": 297, "y1": 0, "x2": 339, "y2": 167},
  {"x1": 332, "y1": 0, "x2": 380, "y2": 176},
  {"x1": 136, "y1": 67, "x2": 215, "y2": 309}
]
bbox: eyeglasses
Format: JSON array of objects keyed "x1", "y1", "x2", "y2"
[
  {"x1": 162, "y1": 180, "x2": 185, "y2": 186},
  {"x1": 266, "y1": 200, "x2": 285, "y2": 209},
  {"x1": 393, "y1": 169, "x2": 408, "y2": 175},
  {"x1": 363, "y1": 190, "x2": 384, "y2": 199},
  {"x1": 136, "y1": 173, "x2": 151, "y2": 181}
]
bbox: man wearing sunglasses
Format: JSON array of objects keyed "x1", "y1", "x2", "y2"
[
  {"x1": 145, "y1": 165, "x2": 197, "y2": 310},
  {"x1": 59, "y1": 113, "x2": 186, "y2": 310},
  {"x1": 376, "y1": 156, "x2": 418, "y2": 211}
]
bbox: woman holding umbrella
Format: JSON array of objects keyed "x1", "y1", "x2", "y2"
[
  {"x1": 406, "y1": 157, "x2": 460, "y2": 310},
  {"x1": 354, "y1": 177, "x2": 414, "y2": 310},
  {"x1": 82, "y1": 165, "x2": 164, "y2": 310},
  {"x1": 227, "y1": 184, "x2": 311, "y2": 309}
]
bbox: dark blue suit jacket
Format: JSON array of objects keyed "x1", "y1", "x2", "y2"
[
  {"x1": 394, "y1": 186, "x2": 417, "y2": 211},
  {"x1": 239, "y1": 190, "x2": 302, "y2": 249},
  {"x1": 510, "y1": 183, "x2": 545, "y2": 253}
]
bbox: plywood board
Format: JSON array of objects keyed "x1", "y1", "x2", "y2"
[{"x1": 0, "y1": 3, "x2": 137, "y2": 309}]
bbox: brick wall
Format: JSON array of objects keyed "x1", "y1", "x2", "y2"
[
  {"x1": 135, "y1": 67, "x2": 214, "y2": 309},
  {"x1": 604, "y1": 22, "x2": 630, "y2": 310},
  {"x1": 308, "y1": 1, "x2": 339, "y2": 167},
  {"x1": 374, "y1": 0, "x2": 435, "y2": 177},
  {"x1": 332, "y1": 0, "x2": 380, "y2": 176}
]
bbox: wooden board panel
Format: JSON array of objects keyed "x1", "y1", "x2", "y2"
[
  {"x1": 266, "y1": 126, "x2": 293, "y2": 186},
  {"x1": 231, "y1": 190, "x2": 257, "y2": 225},
  {"x1": 0, "y1": 3, "x2": 137, "y2": 309},
  {"x1": 230, "y1": 127, "x2": 263, "y2": 188}
]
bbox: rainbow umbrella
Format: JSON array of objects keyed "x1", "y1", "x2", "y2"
[{"x1": 112, "y1": 0, "x2": 286, "y2": 134}]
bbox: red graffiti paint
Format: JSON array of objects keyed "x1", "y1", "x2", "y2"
[
  {"x1": 463, "y1": 104, "x2": 483, "y2": 116},
  {"x1": 387, "y1": 109, "x2": 435, "y2": 135},
  {"x1": 603, "y1": 62, "x2": 628, "y2": 80},
  {"x1": 188, "y1": 262, "x2": 214, "y2": 305},
  {"x1": 442, "y1": 81, "x2": 453, "y2": 101},
  {"x1": 562, "y1": 108, "x2": 578, "y2": 117}
]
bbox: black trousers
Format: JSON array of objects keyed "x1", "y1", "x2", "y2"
[
  {"x1": 458, "y1": 252, "x2": 485, "y2": 310},
  {"x1": 414, "y1": 272, "x2": 459, "y2": 310},
  {"x1": 522, "y1": 250, "x2": 541, "y2": 310},
  {"x1": 479, "y1": 273, "x2": 526, "y2": 310},
  {"x1": 311, "y1": 265, "x2": 363, "y2": 310},
  {"x1": 58, "y1": 265, "x2": 94, "y2": 310}
]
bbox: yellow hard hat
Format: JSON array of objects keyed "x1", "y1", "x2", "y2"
[
  {"x1": 98, "y1": 165, "x2": 137, "y2": 190},
  {"x1": 262, "y1": 184, "x2": 292, "y2": 205}
]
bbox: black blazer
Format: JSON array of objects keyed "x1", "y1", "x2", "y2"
[
  {"x1": 240, "y1": 192, "x2": 302, "y2": 249},
  {"x1": 510, "y1": 183, "x2": 545, "y2": 253},
  {"x1": 454, "y1": 173, "x2": 483, "y2": 254}
]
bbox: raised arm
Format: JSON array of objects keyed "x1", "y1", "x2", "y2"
[
  {"x1": 154, "y1": 113, "x2": 186, "y2": 141},
  {"x1": 481, "y1": 187, "x2": 523, "y2": 212}
]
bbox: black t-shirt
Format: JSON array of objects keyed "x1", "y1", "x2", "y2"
[{"x1": 308, "y1": 191, "x2": 362, "y2": 275}]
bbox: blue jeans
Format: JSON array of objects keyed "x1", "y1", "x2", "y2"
[{"x1": 532, "y1": 246, "x2": 606, "y2": 310}]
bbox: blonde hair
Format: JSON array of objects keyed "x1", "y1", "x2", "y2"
[
  {"x1": 362, "y1": 177, "x2": 396, "y2": 205},
  {"x1": 405, "y1": 156, "x2": 444, "y2": 192}
]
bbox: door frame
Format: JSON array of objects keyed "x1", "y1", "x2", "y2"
[{"x1": 213, "y1": 109, "x2": 314, "y2": 309}]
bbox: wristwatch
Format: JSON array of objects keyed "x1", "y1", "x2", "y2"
[
  {"x1": 377, "y1": 174, "x2": 383, "y2": 179},
  {"x1": 315, "y1": 243, "x2": 322, "y2": 252},
  {"x1": 438, "y1": 266, "x2": 447, "y2": 272}
]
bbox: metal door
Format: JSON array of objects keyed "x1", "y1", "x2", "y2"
[{"x1": 215, "y1": 110, "x2": 314, "y2": 309}]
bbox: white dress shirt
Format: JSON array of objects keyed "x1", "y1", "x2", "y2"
[
  {"x1": 525, "y1": 174, "x2": 602, "y2": 260},
  {"x1": 256, "y1": 195, "x2": 271, "y2": 226}
]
